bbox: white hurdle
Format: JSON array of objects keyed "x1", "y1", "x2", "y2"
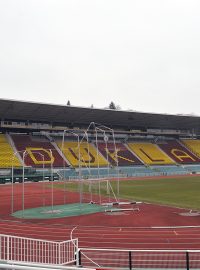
[
  {"x1": 104, "y1": 207, "x2": 140, "y2": 213},
  {"x1": 101, "y1": 201, "x2": 142, "y2": 206}
]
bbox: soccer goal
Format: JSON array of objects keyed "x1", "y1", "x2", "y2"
[{"x1": 74, "y1": 178, "x2": 119, "y2": 205}]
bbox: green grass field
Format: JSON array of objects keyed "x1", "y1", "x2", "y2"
[{"x1": 54, "y1": 175, "x2": 200, "y2": 210}]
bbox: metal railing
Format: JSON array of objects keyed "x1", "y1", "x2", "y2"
[
  {"x1": 0, "y1": 262, "x2": 95, "y2": 270},
  {"x1": 78, "y1": 248, "x2": 200, "y2": 270},
  {"x1": 0, "y1": 234, "x2": 78, "y2": 266}
]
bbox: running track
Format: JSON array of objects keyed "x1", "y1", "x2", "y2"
[{"x1": 0, "y1": 181, "x2": 200, "y2": 250}]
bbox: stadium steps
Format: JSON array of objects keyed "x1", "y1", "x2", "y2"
[{"x1": 6, "y1": 133, "x2": 23, "y2": 165}]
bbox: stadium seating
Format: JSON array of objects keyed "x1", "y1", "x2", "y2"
[
  {"x1": 157, "y1": 140, "x2": 200, "y2": 164},
  {"x1": 182, "y1": 139, "x2": 200, "y2": 157},
  {"x1": 0, "y1": 134, "x2": 21, "y2": 168},
  {"x1": 2, "y1": 133, "x2": 200, "y2": 171},
  {"x1": 56, "y1": 141, "x2": 108, "y2": 167},
  {"x1": 97, "y1": 142, "x2": 143, "y2": 166},
  {"x1": 11, "y1": 134, "x2": 67, "y2": 168},
  {"x1": 127, "y1": 142, "x2": 175, "y2": 165}
]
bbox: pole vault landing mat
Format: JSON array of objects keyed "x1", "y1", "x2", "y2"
[{"x1": 11, "y1": 203, "x2": 115, "y2": 219}]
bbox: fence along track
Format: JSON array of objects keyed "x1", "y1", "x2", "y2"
[
  {"x1": 79, "y1": 248, "x2": 200, "y2": 270},
  {"x1": 2, "y1": 233, "x2": 200, "y2": 270},
  {"x1": 0, "y1": 234, "x2": 78, "y2": 265}
]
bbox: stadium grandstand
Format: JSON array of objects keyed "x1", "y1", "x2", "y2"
[
  {"x1": 0, "y1": 98, "x2": 200, "y2": 182},
  {"x1": 1, "y1": 98, "x2": 200, "y2": 270}
]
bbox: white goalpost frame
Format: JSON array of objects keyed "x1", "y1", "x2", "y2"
[{"x1": 81, "y1": 178, "x2": 115, "y2": 205}]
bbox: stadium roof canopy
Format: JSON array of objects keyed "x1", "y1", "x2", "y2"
[{"x1": 0, "y1": 98, "x2": 200, "y2": 132}]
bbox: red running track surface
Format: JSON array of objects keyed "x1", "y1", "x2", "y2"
[{"x1": 0, "y1": 182, "x2": 200, "y2": 250}]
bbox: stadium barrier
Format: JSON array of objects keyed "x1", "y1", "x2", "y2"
[
  {"x1": 0, "y1": 262, "x2": 96, "y2": 270},
  {"x1": 68, "y1": 174, "x2": 127, "y2": 181},
  {"x1": 0, "y1": 234, "x2": 78, "y2": 266},
  {"x1": 78, "y1": 248, "x2": 200, "y2": 270}
]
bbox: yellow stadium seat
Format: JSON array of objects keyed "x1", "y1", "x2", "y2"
[
  {"x1": 56, "y1": 141, "x2": 108, "y2": 167},
  {"x1": 128, "y1": 142, "x2": 175, "y2": 165},
  {"x1": 0, "y1": 134, "x2": 21, "y2": 168},
  {"x1": 182, "y1": 139, "x2": 200, "y2": 157}
]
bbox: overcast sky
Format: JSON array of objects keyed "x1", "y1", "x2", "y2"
[{"x1": 0, "y1": 0, "x2": 200, "y2": 115}]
